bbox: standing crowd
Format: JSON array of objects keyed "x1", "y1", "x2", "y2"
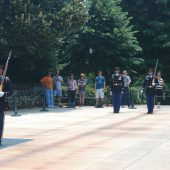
[
  {"x1": 40, "y1": 70, "x2": 87, "y2": 108},
  {"x1": 0, "y1": 66, "x2": 166, "y2": 145},
  {"x1": 40, "y1": 67, "x2": 165, "y2": 114}
]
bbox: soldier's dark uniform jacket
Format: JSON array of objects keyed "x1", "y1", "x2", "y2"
[
  {"x1": 0, "y1": 77, "x2": 11, "y2": 143},
  {"x1": 110, "y1": 73, "x2": 124, "y2": 113},
  {"x1": 110, "y1": 74, "x2": 124, "y2": 92},
  {"x1": 142, "y1": 75, "x2": 158, "y2": 114},
  {"x1": 142, "y1": 76, "x2": 158, "y2": 95}
]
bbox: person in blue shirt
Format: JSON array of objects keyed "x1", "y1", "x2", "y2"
[
  {"x1": 95, "y1": 71, "x2": 106, "y2": 108},
  {"x1": 53, "y1": 69, "x2": 63, "y2": 107}
]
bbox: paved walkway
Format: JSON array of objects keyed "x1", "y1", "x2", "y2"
[{"x1": 0, "y1": 105, "x2": 170, "y2": 170}]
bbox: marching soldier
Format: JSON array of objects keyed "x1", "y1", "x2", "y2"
[
  {"x1": 110, "y1": 67, "x2": 124, "y2": 113},
  {"x1": 0, "y1": 66, "x2": 11, "y2": 145},
  {"x1": 142, "y1": 69, "x2": 158, "y2": 114}
]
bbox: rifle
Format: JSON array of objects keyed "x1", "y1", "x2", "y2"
[
  {"x1": 141, "y1": 59, "x2": 159, "y2": 94},
  {"x1": 0, "y1": 50, "x2": 12, "y2": 91},
  {"x1": 153, "y1": 59, "x2": 159, "y2": 84}
]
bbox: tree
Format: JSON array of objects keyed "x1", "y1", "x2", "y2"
[
  {"x1": 62, "y1": 0, "x2": 142, "y2": 77},
  {"x1": 0, "y1": 0, "x2": 88, "y2": 82},
  {"x1": 122, "y1": 0, "x2": 170, "y2": 80}
]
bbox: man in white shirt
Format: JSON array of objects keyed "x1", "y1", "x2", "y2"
[
  {"x1": 121, "y1": 70, "x2": 131, "y2": 108},
  {"x1": 53, "y1": 69, "x2": 63, "y2": 107}
]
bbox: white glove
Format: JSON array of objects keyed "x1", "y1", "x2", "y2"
[
  {"x1": 152, "y1": 83, "x2": 155, "y2": 86},
  {"x1": 141, "y1": 90, "x2": 143, "y2": 94},
  {"x1": 0, "y1": 92, "x2": 4, "y2": 97}
]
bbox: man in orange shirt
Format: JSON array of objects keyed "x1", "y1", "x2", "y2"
[{"x1": 40, "y1": 72, "x2": 54, "y2": 108}]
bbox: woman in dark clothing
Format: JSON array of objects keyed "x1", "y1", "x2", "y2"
[{"x1": 156, "y1": 72, "x2": 165, "y2": 109}]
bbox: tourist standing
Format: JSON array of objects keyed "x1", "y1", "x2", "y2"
[
  {"x1": 68, "y1": 74, "x2": 78, "y2": 108},
  {"x1": 78, "y1": 73, "x2": 87, "y2": 106},
  {"x1": 155, "y1": 72, "x2": 165, "y2": 109},
  {"x1": 40, "y1": 72, "x2": 54, "y2": 108},
  {"x1": 53, "y1": 69, "x2": 63, "y2": 107},
  {"x1": 95, "y1": 71, "x2": 106, "y2": 108},
  {"x1": 121, "y1": 70, "x2": 131, "y2": 108}
]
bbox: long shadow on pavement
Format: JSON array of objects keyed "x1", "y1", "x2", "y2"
[{"x1": 0, "y1": 138, "x2": 33, "y2": 149}]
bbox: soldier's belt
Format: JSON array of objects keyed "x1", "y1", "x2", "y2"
[
  {"x1": 147, "y1": 86, "x2": 154, "y2": 88},
  {"x1": 113, "y1": 83, "x2": 121, "y2": 86}
]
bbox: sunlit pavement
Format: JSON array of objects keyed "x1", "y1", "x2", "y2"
[{"x1": 0, "y1": 105, "x2": 170, "y2": 170}]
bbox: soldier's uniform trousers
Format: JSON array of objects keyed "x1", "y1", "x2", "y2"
[
  {"x1": 0, "y1": 111, "x2": 4, "y2": 141},
  {"x1": 112, "y1": 92, "x2": 121, "y2": 112},
  {"x1": 146, "y1": 95, "x2": 155, "y2": 113}
]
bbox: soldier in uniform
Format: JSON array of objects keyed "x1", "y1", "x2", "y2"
[
  {"x1": 110, "y1": 67, "x2": 124, "y2": 113},
  {"x1": 142, "y1": 69, "x2": 157, "y2": 114},
  {"x1": 0, "y1": 66, "x2": 11, "y2": 145}
]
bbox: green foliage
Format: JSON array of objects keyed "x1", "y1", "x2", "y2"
[
  {"x1": 61, "y1": 0, "x2": 141, "y2": 76},
  {"x1": 0, "y1": 0, "x2": 88, "y2": 82},
  {"x1": 122, "y1": 0, "x2": 170, "y2": 80}
]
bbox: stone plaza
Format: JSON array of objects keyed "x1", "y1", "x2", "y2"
[{"x1": 0, "y1": 105, "x2": 170, "y2": 170}]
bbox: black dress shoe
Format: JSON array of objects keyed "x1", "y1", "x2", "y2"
[
  {"x1": 58, "y1": 105, "x2": 63, "y2": 108},
  {"x1": 147, "y1": 112, "x2": 153, "y2": 114}
]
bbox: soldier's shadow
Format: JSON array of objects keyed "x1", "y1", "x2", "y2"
[{"x1": 0, "y1": 138, "x2": 32, "y2": 149}]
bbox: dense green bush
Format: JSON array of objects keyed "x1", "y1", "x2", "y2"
[{"x1": 60, "y1": 84, "x2": 146, "y2": 106}]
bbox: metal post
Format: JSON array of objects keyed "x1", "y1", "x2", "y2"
[
  {"x1": 141, "y1": 90, "x2": 144, "y2": 104},
  {"x1": 106, "y1": 87, "x2": 109, "y2": 107},
  {"x1": 163, "y1": 91, "x2": 166, "y2": 101},
  {"x1": 66, "y1": 90, "x2": 70, "y2": 108},
  {"x1": 137, "y1": 89, "x2": 140, "y2": 103},
  {"x1": 129, "y1": 87, "x2": 136, "y2": 109},
  {"x1": 11, "y1": 90, "x2": 21, "y2": 116}
]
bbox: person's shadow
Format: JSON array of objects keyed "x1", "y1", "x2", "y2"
[{"x1": 0, "y1": 138, "x2": 32, "y2": 149}]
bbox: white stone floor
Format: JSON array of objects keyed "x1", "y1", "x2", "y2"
[{"x1": 0, "y1": 105, "x2": 170, "y2": 170}]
